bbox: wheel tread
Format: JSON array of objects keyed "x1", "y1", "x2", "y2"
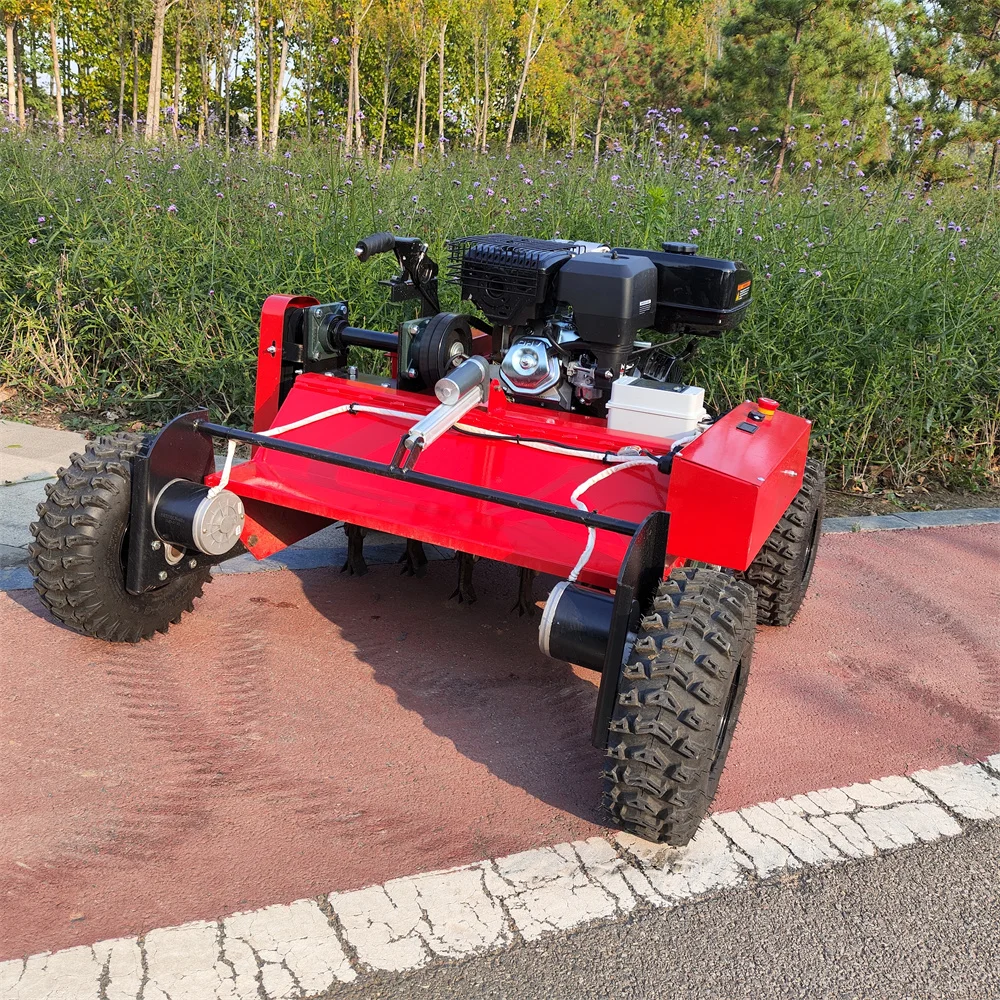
[
  {"x1": 601, "y1": 567, "x2": 756, "y2": 846},
  {"x1": 738, "y1": 458, "x2": 825, "y2": 626},
  {"x1": 27, "y1": 432, "x2": 210, "y2": 642}
]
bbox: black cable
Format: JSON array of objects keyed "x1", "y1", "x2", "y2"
[
  {"x1": 452, "y1": 424, "x2": 623, "y2": 462},
  {"x1": 454, "y1": 424, "x2": 675, "y2": 470}
]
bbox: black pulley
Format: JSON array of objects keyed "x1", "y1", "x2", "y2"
[{"x1": 410, "y1": 312, "x2": 473, "y2": 387}]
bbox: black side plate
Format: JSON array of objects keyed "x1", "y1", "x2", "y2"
[
  {"x1": 591, "y1": 510, "x2": 670, "y2": 748},
  {"x1": 126, "y1": 410, "x2": 218, "y2": 595}
]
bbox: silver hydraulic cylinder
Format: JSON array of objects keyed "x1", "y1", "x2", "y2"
[{"x1": 404, "y1": 356, "x2": 490, "y2": 450}]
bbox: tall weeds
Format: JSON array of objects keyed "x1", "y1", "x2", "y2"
[{"x1": 1, "y1": 131, "x2": 997, "y2": 488}]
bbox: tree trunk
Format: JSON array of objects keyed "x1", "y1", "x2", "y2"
[
  {"x1": 197, "y1": 49, "x2": 208, "y2": 143},
  {"x1": 131, "y1": 17, "x2": 139, "y2": 134},
  {"x1": 377, "y1": 43, "x2": 390, "y2": 164},
  {"x1": 593, "y1": 80, "x2": 607, "y2": 167},
  {"x1": 172, "y1": 20, "x2": 182, "y2": 140},
  {"x1": 267, "y1": 6, "x2": 274, "y2": 134},
  {"x1": 351, "y1": 28, "x2": 363, "y2": 150},
  {"x1": 472, "y1": 37, "x2": 481, "y2": 149},
  {"x1": 480, "y1": 43, "x2": 490, "y2": 152},
  {"x1": 304, "y1": 19, "x2": 311, "y2": 143},
  {"x1": 49, "y1": 17, "x2": 64, "y2": 139},
  {"x1": 15, "y1": 22, "x2": 25, "y2": 126},
  {"x1": 224, "y1": 25, "x2": 235, "y2": 155},
  {"x1": 412, "y1": 56, "x2": 427, "y2": 166},
  {"x1": 117, "y1": 31, "x2": 126, "y2": 139},
  {"x1": 253, "y1": 0, "x2": 263, "y2": 150},
  {"x1": 144, "y1": 0, "x2": 168, "y2": 139},
  {"x1": 436, "y1": 20, "x2": 446, "y2": 154},
  {"x1": 345, "y1": 32, "x2": 355, "y2": 153},
  {"x1": 771, "y1": 22, "x2": 803, "y2": 191},
  {"x1": 5, "y1": 22, "x2": 16, "y2": 124},
  {"x1": 268, "y1": 7, "x2": 294, "y2": 152},
  {"x1": 506, "y1": 0, "x2": 539, "y2": 152}
]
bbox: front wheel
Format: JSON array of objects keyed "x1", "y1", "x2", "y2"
[
  {"x1": 602, "y1": 567, "x2": 756, "y2": 845},
  {"x1": 28, "y1": 433, "x2": 211, "y2": 643}
]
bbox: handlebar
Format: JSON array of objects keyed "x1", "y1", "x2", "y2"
[{"x1": 354, "y1": 231, "x2": 398, "y2": 262}]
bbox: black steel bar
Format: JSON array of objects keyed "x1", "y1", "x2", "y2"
[
  {"x1": 196, "y1": 420, "x2": 640, "y2": 537},
  {"x1": 339, "y1": 325, "x2": 399, "y2": 352}
]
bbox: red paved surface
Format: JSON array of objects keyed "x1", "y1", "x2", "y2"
[{"x1": 2, "y1": 524, "x2": 999, "y2": 961}]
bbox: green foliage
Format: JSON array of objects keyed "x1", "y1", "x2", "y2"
[
  {"x1": 712, "y1": 0, "x2": 893, "y2": 164},
  {"x1": 1, "y1": 130, "x2": 998, "y2": 490},
  {"x1": 889, "y1": 0, "x2": 1000, "y2": 180}
]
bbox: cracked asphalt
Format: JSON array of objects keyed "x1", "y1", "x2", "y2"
[{"x1": 331, "y1": 821, "x2": 1000, "y2": 1000}]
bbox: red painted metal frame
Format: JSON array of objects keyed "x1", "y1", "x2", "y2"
[
  {"x1": 253, "y1": 294, "x2": 320, "y2": 433},
  {"x1": 214, "y1": 296, "x2": 812, "y2": 588}
]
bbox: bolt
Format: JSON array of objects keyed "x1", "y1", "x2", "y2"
[
  {"x1": 151, "y1": 540, "x2": 162, "y2": 551},
  {"x1": 157, "y1": 570, "x2": 169, "y2": 582},
  {"x1": 188, "y1": 557, "x2": 199, "y2": 569}
]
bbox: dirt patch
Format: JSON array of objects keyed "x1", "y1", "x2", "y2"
[
  {"x1": 825, "y1": 485, "x2": 1000, "y2": 518},
  {"x1": 0, "y1": 396, "x2": 153, "y2": 437}
]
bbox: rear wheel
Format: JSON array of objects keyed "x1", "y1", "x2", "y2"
[
  {"x1": 739, "y1": 457, "x2": 825, "y2": 626},
  {"x1": 602, "y1": 567, "x2": 756, "y2": 845},
  {"x1": 28, "y1": 433, "x2": 211, "y2": 643}
]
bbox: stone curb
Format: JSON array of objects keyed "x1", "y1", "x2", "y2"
[{"x1": 821, "y1": 507, "x2": 1000, "y2": 534}]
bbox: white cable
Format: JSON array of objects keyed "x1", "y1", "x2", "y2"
[
  {"x1": 567, "y1": 458, "x2": 659, "y2": 583},
  {"x1": 208, "y1": 439, "x2": 240, "y2": 498},
  {"x1": 208, "y1": 403, "x2": 417, "y2": 495},
  {"x1": 207, "y1": 394, "x2": 679, "y2": 530}
]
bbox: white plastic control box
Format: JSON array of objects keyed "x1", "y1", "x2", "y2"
[{"x1": 605, "y1": 376, "x2": 707, "y2": 441}]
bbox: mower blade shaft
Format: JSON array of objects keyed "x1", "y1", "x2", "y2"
[
  {"x1": 399, "y1": 538, "x2": 429, "y2": 578},
  {"x1": 512, "y1": 568, "x2": 537, "y2": 617},
  {"x1": 450, "y1": 552, "x2": 477, "y2": 604},
  {"x1": 341, "y1": 523, "x2": 369, "y2": 576}
]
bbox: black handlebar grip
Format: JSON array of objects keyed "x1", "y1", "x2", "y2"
[{"x1": 355, "y1": 231, "x2": 397, "y2": 262}]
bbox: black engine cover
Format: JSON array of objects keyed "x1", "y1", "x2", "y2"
[
  {"x1": 612, "y1": 247, "x2": 752, "y2": 336},
  {"x1": 556, "y1": 252, "x2": 657, "y2": 346}
]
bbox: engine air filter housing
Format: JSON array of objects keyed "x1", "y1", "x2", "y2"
[{"x1": 556, "y1": 252, "x2": 657, "y2": 346}]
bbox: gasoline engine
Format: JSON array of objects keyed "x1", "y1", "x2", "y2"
[
  {"x1": 288, "y1": 231, "x2": 752, "y2": 442},
  {"x1": 445, "y1": 235, "x2": 753, "y2": 423}
]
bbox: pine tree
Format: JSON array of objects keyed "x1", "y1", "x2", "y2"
[
  {"x1": 712, "y1": 0, "x2": 893, "y2": 186},
  {"x1": 891, "y1": 0, "x2": 1000, "y2": 181}
]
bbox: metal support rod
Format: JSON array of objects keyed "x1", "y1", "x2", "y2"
[
  {"x1": 337, "y1": 325, "x2": 399, "y2": 352},
  {"x1": 195, "y1": 421, "x2": 640, "y2": 537}
]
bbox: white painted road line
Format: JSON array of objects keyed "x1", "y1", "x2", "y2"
[{"x1": 3, "y1": 758, "x2": 999, "y2": 999}]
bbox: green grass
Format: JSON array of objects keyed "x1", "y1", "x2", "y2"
[{"x1": 1, "y1": 131, "x2": 998, "y2": 489}]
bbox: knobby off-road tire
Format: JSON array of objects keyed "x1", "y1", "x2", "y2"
[
  {"x1": 739, "y1": 457, "x2": 825, "y2": 626},
  {"x1": 603, "y1": 567, "x2": 756, "y2": 846},
  {"x1": 28, "y1": 433, "x2": 211, "y2": 643}
]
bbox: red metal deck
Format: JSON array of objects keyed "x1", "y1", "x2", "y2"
[{"x1": 213, "y1": 375, "x2": 673, "y2": 589}]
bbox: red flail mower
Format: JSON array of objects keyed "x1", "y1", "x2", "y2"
[{"x1": 30, "y1": 233, "x2": 824, "y2": 844}]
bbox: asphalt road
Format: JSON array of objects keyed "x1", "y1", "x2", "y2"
[{"x1": 332, "y1": 821, "x2": 1000, "y2": 1000}]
